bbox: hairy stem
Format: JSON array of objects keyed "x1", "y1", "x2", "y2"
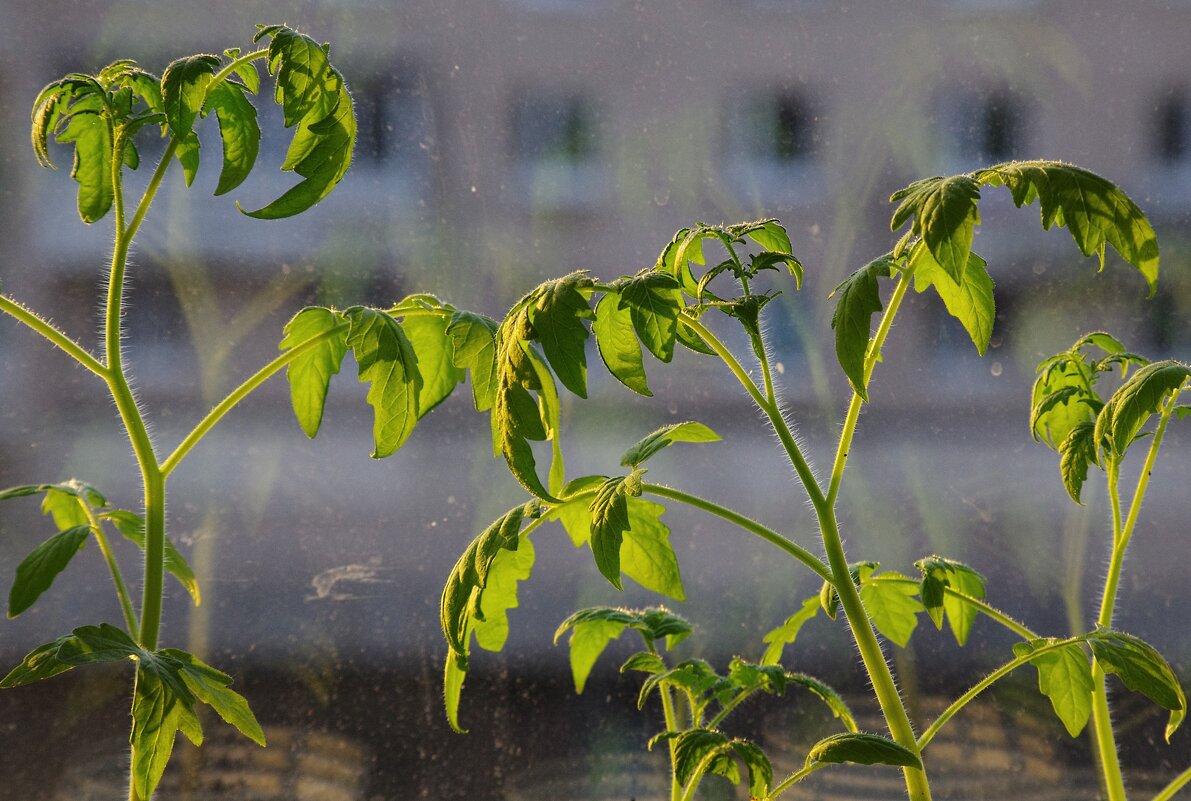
[
  {"x1": 0, "y1": 295, "x2": 108, "y2": 377},
  {"x1": 646, "y1": 638, "x2": 683, "y2": 801},
  {"x1": 642, "y1": 483, "x2": 832, "y2": 584},
  {"x1": 871, "y1": 575, "x2": 1038, "y2": 640},
  {"x1": 81, "y1": 505, "x2": 139, "y2": 635},
  {"x1": 1152, "y1": 764, "x2": 1191, "y2": 801}
]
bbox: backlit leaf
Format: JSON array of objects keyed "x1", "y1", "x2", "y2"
[
  {"x1": 447, "y1": 310, "x2": 500, "y2": 411},
  {"x1": 57, "y1": 110, "x2": 114, "y2": 223},
  {"x1": 1013, "y1": 638, "x2": 1093, "y2": 737},
  {"x1": 160, "y1": 53, "x2": 220, "y2": 140},
  {"x1": 401, "y1": 313, "x2": 465, "y2": 418},
  {"x1": 280, "y1": 306, "x2": 348, "y2": 438},
  {"x1": 161, "y1": 649, "x2": 266, "y2": 746},
  {"x1": 788, "y1": 673, "x2": 857, "y2": 732},
  {"x1": 761, "y1": 596, "x2": 820, "y2": 666},
  {"x1": 859, "y1": 570, "x2": 923, "y2": 647},
  {"x1": 890, "y1": 174, "x2": 982, "y2": 284},
  {"x1": 830, "y1": 254, "x2": 896, "y2": 401},
  {"x1": 131, "y1": 666, "x2": 193, "y2": 800},
  {"x1": 589, "y1": 472, "x2": 642, "y2": 589},
  {"x1": 102, "y1": 509, "x2": 201, "y2": 606},
  {"x1": 911, "y1": 244, "x2": 995, "y2": 355},
  {"x1": 620, "y1": 498, "x2": 684, "y2": 601},
  {"x1": 1058, "y1": 422, "x2": 1097, "y2": 504},
  {"x1": 345, "y1": 307, "x2": 422, "y2": 457},
  {"x1": 620, "y1": 421, "x2": 720, "y2": 467},
  {"x1": 558, "y1": 615, "x2": 629, "y2": 693},
  {"x1": 203, "y1": 80, "x2": 260, "y2": 196},
  {"x1": 473, "y1": 538, "x2": 535, "y2": 653},
  {"x1": 593, "y1": 291, "x2": 651, "y2": 396},
  {"x1": 619, "y1": 272, "x2": 684, "y2": 363},
  {"x1": 1095, "y1": 360, "x2": 1190, "y2": 457},
  {"x1": 975, "y1": 161, "x2": 1159, "y2": 295},
  {"x1": 528, "y1": 272, "x2": 594, "y2": 398}
]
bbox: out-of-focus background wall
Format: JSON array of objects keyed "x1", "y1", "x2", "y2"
[{"x1": 0, "y1": 1, "x2": 1188, "y2": 798}]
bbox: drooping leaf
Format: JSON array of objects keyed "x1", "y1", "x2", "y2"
[
  {"x1": 761, "y1": 596, "x2": 820, "y2": 666},
  {"x1": 830, "y1": 254, "x2": 897, "y2": 401},
  {"x1": 203, "y1": 80, "x2": 260, "y2": 196},
  {"x1": 620, "y1": 421, "x2": 720, "y2": 468},
  {"x1": 890, "y1": 174, "x2": 982, "y2": 284},
  {"x1": 401, "y1": 313, "x2": 465, "y2": 418},
  {"x1": 344, "y1": 307, "x2": 422, "y2": 457},
  {"x1": 805, "y1": 732, "x2": 922, "y2": 769},
  {"x1": 1031, "y1": 359, "x2": 1098, "y2": 448},
  {"x1": 588, "y1": 471, "x2": 643, "y2": 590},
  {"x1": 618, "y1": 272, "x2": 684, "y2": 363},
  {"x1": 1058, "y1": 422, "x2": 1097, "y2": 504},
  {"x1": 735, "y1": 218, "x2": 793, "y2": 255},
  {"x1": 620, "y1": 498, "x2": 685, "y2": 601},
  {"x1": 279, "y1": 306, "x2": 348, "y2": 438},
  {"x1": 787, "y1": 672, "x2": 858, "y2": 732},
  {"x1": 30, "y1": 77, "x2": 103, "y2": 169},
  {"x1": 548, "y1": 475, "x2": 605, "y2": 546},
  {"x1": 1013, "y1": 639, "x2": 1094, "y2": 737},
  {"x1": 160, "y1": 648, "x2": 266, "y2": 746},
  {"x1": 8, "y1": 525, "x2": 89, "y2": 617},
  {"x1": 672, "y1": 729, "x2": 772, "y2": 798},
  {"x1": 174, "y1": 130, "x2": 201, "y2": 186},
  {"x1": 131, "y1": 665, "x2": 194, "y2": 800},
  {"x1": 859, "y1": 570, "x2": 923, "y2": 648},
  {"x1": 444, "y1": 651, "x2": 468, "y2": 733},
  {"x1": 241, "y1": 26, "x2": 355, "y2": 219},
  {"x1": 102, "y1": 509, "x2": 201, "y2": 606},
  {"x1": 160, "y1": 53, "x2": 220, "y2": 140},
  {"x1": 1094, "y1": 360, "x2": 1190, "y2": 457},
  {"x1": 915, "y1": 556, "x2": 986, "y2": 646},
  {"x1": 0, "y1": 635, "x2": 79, "y2": 687},
  {"x1": 56, "y1": 110, "x2": 114, "y2": 223},
  {"x1": 974, "y1": 161, "x2": 1159, "y2": 295},
  {"x1": 556, "y1": 613, "x2": 630, "y2": 694},
  {"x1": 493, "y1": 379, "x2": 555, "y2": 501},
  {"x1": 447, "y1": 310, "x2": 500, "y2": 411},
  {"x1": 1088, "y1": 630, "x2": 1187, "y2": 741},
  {"x1": 473, "y1": 538, "x2": 535, "y2": 653},
  {"x1": 593, "y1": 292, "x2": 651, "y2": 396},
  {"x1": 528, "y1": 272, "x2": 594, "y2": 398},
  {"x1": 911, "y1": 244, "x2": 995, "y2": 355}
]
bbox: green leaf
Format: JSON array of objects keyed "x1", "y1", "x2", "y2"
[
  {"x1": 30, "y1": 77, "x2": 103, "y2": 169},
  {"x1": 131, "y1": 665, "x2": 193, "y2": 800},
  {"x1": 859, "y1": 570, "x2": 923, "y2": 648},
  {"x1": 737, "y1": 218, "x2": 792, "y2": 255},
  {"x1": 444, "y1": 651, "x2": 468, "y2": 733},
  {"x1": 102, "y1": 509, "x2": 201, "y2": 606},
  {"x1": 203, "y1": 80, "x2": 260, "y2": 196},
  {"x1": 830, "y1": 254, "x2": 896, "y2": 401},
  {"x1": 57, "y1": 110, "x2": 114, "y2": 223},
  {"x1": 0, "y1": 635, "x2": 79, "y2": 687},
  {"x1": 620, "y1": 421, "x2": 721, "y2": 468},
  {"x1": 975, "y1": 161, "x2": 1159, "y2": 295},
  {"x1": 1031, "y1": 358, "x2": 1098, "y2": 448},
  {"x1": 589, "y1": 472, "x2": 642, "y2": 590},
  {"x1": 805, "y1": 732, "x2": 922, "y2": 770},
  {"x1": 40, "y1": 480, "x2": 106, "y2": 530},
  {"x1": 528, "y1": 272, "x2": 594, "y2": 398},
  {"x1": 1058, "y1": 422, "x2": 1097, "y2": 504},
  {"x1": 672, "y1": 729, "x2": 771, "y2": 797},
  {"x1": 890, "y1": 174, "x2": 982, "y2": 284},
  {"x1": 618, "y1": 272, "x2": 684, "y2": 363},
  {"x1": 241, "y1": 26, "x2": 355, "y2": 219},
  {"x1": 1087, "y1": 630, "x2": 1187, "y2": 741},
  {"x1": 174, "y1": 130, "x2": 201, "y2": 186},
  {"x1": 622, "y1": 651, "x2": 667, "y2": 674},
  {"x1": 447, "y1": 311, "x2": 500, "y2": 412},
  {"x1": 401, "y1": 313, "x2": 465, "y2": 418},
  {"x1": 345, "y1": 307, "x2": 423, "y2": 457},
  {"x1": 493, "y1": 379, "x2": 555, "y2": 501},
  {"x1": 56, "y1": 622, "x2": 143, "y2": 665},
  {"x1": 620, "y1": 498, "x2": 685, "y2": 601},
  {"x1": 160, "y1": 649, "x2": 266, "y2": 746},
  {"x1": 280, "y1": 306, "x2": 348, "y2": 438},
  {"x1": 1095, "y1": 360, "x2": 1190, "y2": 457},
  {"x1": 593, "y1": 292, "x2": 651, "y2": 396},
  {"x1": 915, "y1": 556, "x2": 986, "y2": 646},
  {"x1": 9, "y1": 525, "x2": 89, "y2": 617},
  {"x1": 911, "y1": 244, "x2": 995, "y2": 355},
  {"x1": 761, "y1": 596, "x2": 820, "y2": 666},
  {"x1": 1013, "y1": 639, "x2": 1094, "y2": 737},
  {"x1": 558, "y1": 615, "x2": 629, "y2": 693},
  {"x1": 787, "y1": 673, "x2": 858, "y2": 733},
  {"x1": 548, "y1": 475, "x2": 605, "y2": 546},
  {"x1": 160, "y1": 53, "x2": 220, "y2": 140},
  {"x1": 440, "y1": 504, "x2": 531, "y2": 659},
  {"x1": 473, "y1": 538, "x2": 535, "y2": 653}
]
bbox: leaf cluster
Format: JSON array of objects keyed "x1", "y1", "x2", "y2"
[{"x1": 31, "y1": 24, "x2": 356, "y2": 223}]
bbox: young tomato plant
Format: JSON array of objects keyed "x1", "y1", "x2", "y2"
[
  {"x1": 275, "y1": 162, "x2": 1186, "y2": 799},
  {"x1": 0, "y1": 25, "x2": 357, "y2": 801}
]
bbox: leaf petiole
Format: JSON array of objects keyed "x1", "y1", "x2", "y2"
[{"x1": 0, "y1": 295, "x2": 107, "y2": 378}]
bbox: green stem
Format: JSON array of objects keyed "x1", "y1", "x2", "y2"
[
  {"x1": 209, "y1": 48, "x2": 269, "y2": 88},
  {"x1": 872, "y1": 576, "x2": 1038, "y2": 640},
  {"x1": 646, "y1": 638, "x2": 683, "y2": 801},
  {"x1": 641, "y1": 483, "x2": 833, "y2": 584},
  {"x1": 767, "y1": 763, "x2": 824, "y2": 799},
  {"x1": 826, "y1": 270, "x2": 911, "y2": 508},
  {"x1": 917, "y1": 636, "x2": 1083, "y2": 750},
  {"x1": 161, "y1": 323, "x2": 348, "y2": 476},
  {"x1": 1152, "y1": 764, "x2": 1191, "y2": 801},
  {"x1": 678, "y1": 315, "x2": 827, "y2": 509},
  {"x1": 705, "y1": 688, "x2": 754, "y2": 730},
  {"x1": 81, "y1": 505, "x2": 139, "y2": 635},
  {"x1": 123, "y1": 138, "x2": 178, "y2": 245},
  {"x1": 1090, "y1": 396, "x2": 1177, "y2": 801},
  {"x1": 0, "y1": 295, "x2": 108, "y2": 377}
]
